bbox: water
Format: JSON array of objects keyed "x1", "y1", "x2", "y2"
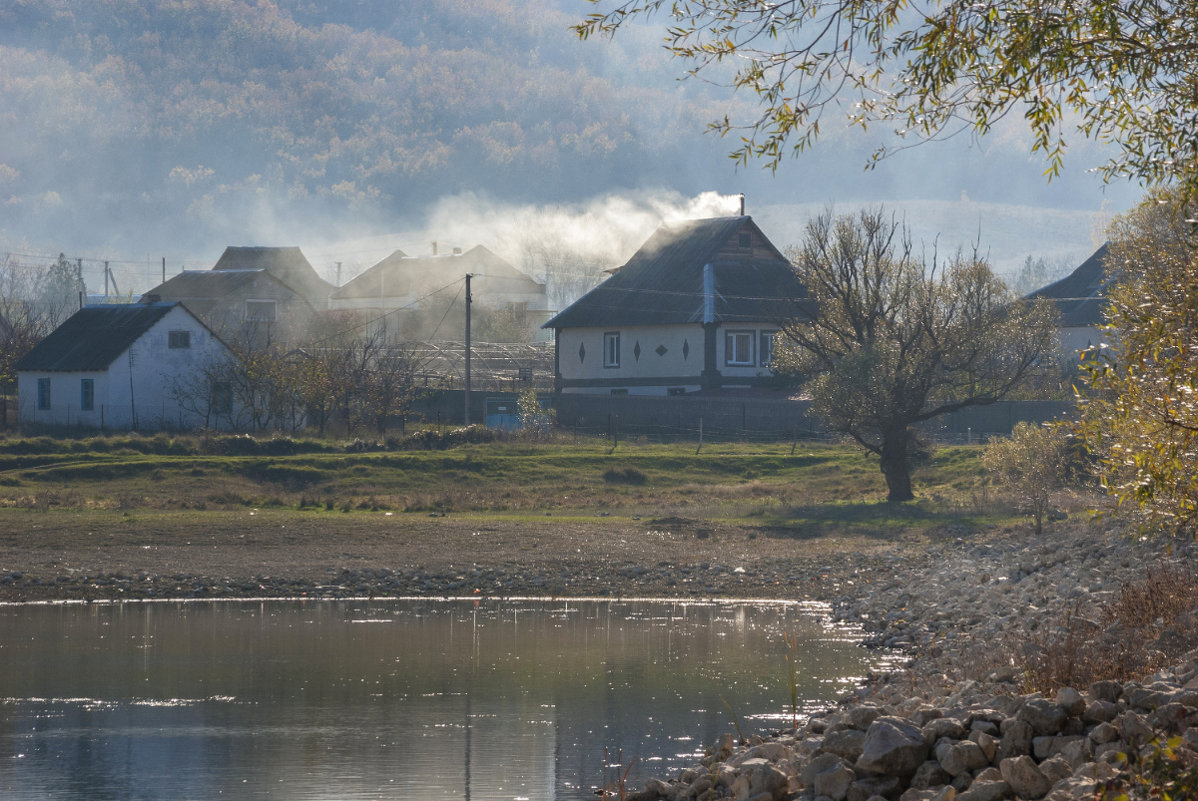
[{"x1": 0, "y1": 598, "x2": 897, "y2": 800}]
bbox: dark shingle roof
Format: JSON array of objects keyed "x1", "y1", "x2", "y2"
[
  {"x1": 544, "y1": 216, "x2": 806, "y2": 329},
  {"x1": 213, "y1": 246, "x2": 334, "y2": 303},
  {"x1": 15, "y1": 303, "x2": 177, "y2": 372},
  {"x1": 1026, "y1": 243, "x2": 1113, "y2": 327}
]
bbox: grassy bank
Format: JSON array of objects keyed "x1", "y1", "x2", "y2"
[{"x1": 0, "y1": 431, "x2": 1012, "y2": 534}]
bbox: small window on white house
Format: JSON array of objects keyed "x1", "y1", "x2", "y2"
[
  {"x1": 80, "y1": 379, "x2": 95, "y2": 411},
  {"x1": 246, "y1": 300, "x2": 277, "y2": 322},
  {"x1": 37, "y1": 378, "x2": 51, "y2": 410},
  {"x1": 759, "y1": 330, "x2": 776, "y2": 367},
  {"x1": 725, "y1": 330, "x2": 754, "y2": 366},
  {"x1": 168, "y1": 330, "x2": 191, "y2": 349},
  {"x1": 603, "y1": 332, "x2": 621, "y2": 368}
]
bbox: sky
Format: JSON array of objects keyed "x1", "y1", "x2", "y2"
[{"x1": 0, "y1": 0, "x2": 1146, "y2": 302}]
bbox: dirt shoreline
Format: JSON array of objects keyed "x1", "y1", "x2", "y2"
[{"x1": 0, "y1": 508, "x2": 929, "y2": 604}]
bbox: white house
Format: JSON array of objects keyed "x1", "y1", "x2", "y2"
[
  {"x1": 543, "y1": 215, "x2": 808, "y2": 395},
  {"x1": 1025, "y1": 243, "x2": 1113, "y2": 359},
  {"x1": 15, "y1": 302, "x2": 239, "y2": 430}
]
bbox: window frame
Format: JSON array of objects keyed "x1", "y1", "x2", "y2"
[
  {"x1": 724, "y1": 330, "x2": 755, "y2": 366},
  {"x1": 36, "y1": 377, "x2": 51, "y2": 410},
  {"x1": 759, "y1": 330, "x2": 776, "y2": 367},
  {"x1": 603, "y1": 331, "x2": 621, "y2": 369},
  {"x1": 80, "y1": 378, "x2": 95, "y2": 411},
  {"x1": 168, "y1": 330, "x2": 191, "y2": 349}
]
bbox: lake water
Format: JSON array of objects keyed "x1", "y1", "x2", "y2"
[{"x1": 0, "y1": 598, "x2": 897, "y2": 800}]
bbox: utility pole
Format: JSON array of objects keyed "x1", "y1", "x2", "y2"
[
  {"x1": 464, "y1": 273, "x2": 472, "y2": 425},
  {"x1": 104, "y1": 260, "x2": 109, "y2": 299},
  {"x1": 162, "y1": 257, "x2": 166, "y2": 283}
]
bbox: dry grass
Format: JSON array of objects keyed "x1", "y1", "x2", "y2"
[{"x1": 1016, "y1": 562, "x2": 1198, "y2": 692}]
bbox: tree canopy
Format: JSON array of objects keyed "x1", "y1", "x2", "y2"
[
  {"x1": 1076, "y1": 188, "x2": 1198, "y2": 534},
  {"x1": 777, "y1": 209, "x2": 1057, "y2": 501},
  {"x1": 576, "y1": 0, "x2": 1198, "y2": 190}
]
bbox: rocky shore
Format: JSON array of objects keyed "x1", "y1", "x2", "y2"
[{"x1": 615, "y1": 522, "x2": 1198, "y2": 801}]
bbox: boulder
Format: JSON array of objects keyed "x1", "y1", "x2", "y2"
[
  {"x1": 823, "y1": 729, "x2": 868, "y2": 762},
  {"x1": 935, "y1": 740, "x2": 989, "y2": 776},
  {"x1": 856, "y1": 717, "x2": 929, "y2": 777},
  {"x1": 1000, "y1": 755, "x2": 1052, "y2": 799},
  {"x1": 803, "y1": 753, "x2": 852, "y2": 788},
  {"x1": 923, "y1": 718, "x2": 968, "y2": 745},
  {"x1": 1081, "y1": 700, "x2": 1119, "y2": 724},
  {"x1": 969, "y1": 730, "x2": 998, "y2": 762},
  {"x1": 1018, "y1": 698, "x2": 1068, "y2": 736},
  {"x1": 998, "y1": 719, "x2": 1033, "y2": 761},
  {"x1": 910, "y1": 759, "x2": 952, "y2": 790},
  {"x1": 1055, "y1": 688, "x2": 1085, "y2": 717},
  {"x1": 813, "y1": 761, "x2": 856, "y2": 800}
]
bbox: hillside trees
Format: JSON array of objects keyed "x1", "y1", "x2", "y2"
[
  {"x1": 777, "y1": 209, "x2": 1057, "y2": 502},
  {"x1": 1076, "y1": 188, "x2": 1198, "y2": 534},
  {"x1": 576, "y1": 0, "x2": 1198, "y2": 191}
]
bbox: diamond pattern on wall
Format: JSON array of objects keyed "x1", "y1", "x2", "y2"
[
  {"x1": 633, "y1": 341, "x2": 642, "y2": 362},
  {"x1": 578, "y1": 342, "x2": 586, "y2": 363},
  {"x1": 655, "y1": 344, "x2": 668, "y2": 356},
  {"x1": 683, "y1": 339, "x2": 690, "y2": 360}
]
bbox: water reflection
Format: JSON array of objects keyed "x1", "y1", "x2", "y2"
[{"x1": 0, "y1": 599, "x2": 896, "y2": 800}]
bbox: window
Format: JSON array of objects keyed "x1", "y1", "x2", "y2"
[
  {"x1": 738, "y1": 232, "x2": 752, "y2": 249},
  {"x1": 168, "y1": 330, "x2": 191, "y2": 349},
  {"x1": 245, "y1": 300, "x2": 277, "y2": 322},
  {"x1": 37, "y1": 378, "x2": 51, "y2": 410},
  {"x1": 211, "y1": 381, "x2": 233, "y2": 415},
  {"x1": 759, "y1": 330, "x2": 776, "y2": 367},
  {"x1": 725, "y1": 330, "x2": 754, "y2": 366},
  {"x1": 80, "y1": 379, "x2": 94, "y2": 411},
  {"x1": 603, "y1": 331, "x2": 620, "y2": 368}
]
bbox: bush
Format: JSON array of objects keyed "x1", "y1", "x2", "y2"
[
  {"x1": 981, "y1": 422, "x2": 1086, "y2": 534},
  {"x1": 603, "y1": 467, "x2": 648, "y2": 485}
]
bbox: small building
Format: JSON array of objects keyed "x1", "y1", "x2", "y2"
[
  {"x1": 15, "y1": 302, "x2": 239, "y2": 430},
  {"x1": 330, "y1": 245, "x2": 551, "y2": 340},
  {"x1": 1026, "y1": 243, "x2": 1114, "y2": 358},
  {"x1": 543, "y1": 215, "x2": 807, "y2": 395}
]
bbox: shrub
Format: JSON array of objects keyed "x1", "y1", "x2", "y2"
[
  {"x1": 603, "y1": 467, "x2": 648, "y2": 485},
  {"x1": 981, "y1": 422, "x2": 1086, "y2": 535}
]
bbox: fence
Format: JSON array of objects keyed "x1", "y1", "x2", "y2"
[{"x1": 415, "y1": 390, "x2": 1077, "y2": 443}]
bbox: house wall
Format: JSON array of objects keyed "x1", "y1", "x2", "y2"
[
  {"x1": 18, "y1": 306, "x2": 236, "y2": 430},
  {"x1": 556, "y1": 322, "x2": 781, "y2": 395},
  {"x1": 1057, "y1": 325, "x2": 1102, "y2": 357}
]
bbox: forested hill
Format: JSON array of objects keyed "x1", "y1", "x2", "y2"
[
  {"x1": 0, "y1": 0, "x2": 738, "y2": 254},
  {"x1": 0, "y1": 0, "x2": 1135, "y2": 273}
]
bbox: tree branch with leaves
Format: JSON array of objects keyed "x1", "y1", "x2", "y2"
[{"x1": 576, "y1": 0, "x2": 1198, "y2": 191}]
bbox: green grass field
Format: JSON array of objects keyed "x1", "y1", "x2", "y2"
[{"x1": 0, "y1": 430, "x2": 1020, "y2": 538}]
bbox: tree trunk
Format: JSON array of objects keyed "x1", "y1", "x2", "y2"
[{"x1": 880, "y1": 427, "x2": 915, "y2": 502}]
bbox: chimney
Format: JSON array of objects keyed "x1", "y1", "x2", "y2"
[
  {"x1": 738, "y1": 194, "x2": 746, "y2": 216},
  {"x1": 432, "y1": 241, "x2": 438, "y2": 256}
]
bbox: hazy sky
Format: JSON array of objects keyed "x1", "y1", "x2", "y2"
[{"x1": 0, "y1": 0, "x2": 1144, "y2": 297}]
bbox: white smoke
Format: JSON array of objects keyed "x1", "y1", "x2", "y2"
[{"x1": 307, "y1": 189, "x2": 746, "y2": 311}]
